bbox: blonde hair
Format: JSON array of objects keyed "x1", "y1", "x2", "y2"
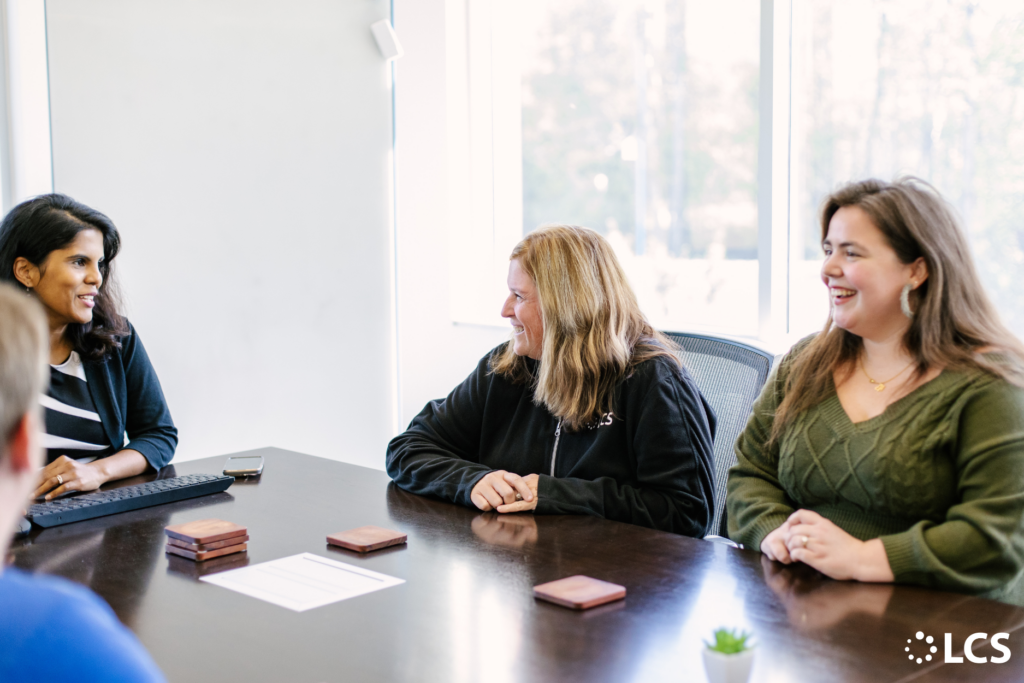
[
  {"x1": 771, "y1": 177, "x2": 1024, "y2": 445},
  {"x1": 490, "y1": 225, "x2": 679, "y2": 430},
  {"x1": 0, "y1": 283, "x2": 48, "y2": 461}
]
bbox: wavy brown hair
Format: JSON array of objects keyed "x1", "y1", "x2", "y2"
[
  {"x1": 490, "y1": 225, "x2": 680, "y2": 430},
  {"x1": 771, "y1": 177, "x2": 1024, "y2": 445}
]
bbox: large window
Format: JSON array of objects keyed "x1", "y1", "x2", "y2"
[
  {"x1": 520, "y1": 0, "x2": 760, "y2": 336},
  {"x1": 789, "y1": 0, "x2": 1024, "y2": 340},
  {"x1": 451, "y1": 0, "x2": 1024, "y2": 344}
]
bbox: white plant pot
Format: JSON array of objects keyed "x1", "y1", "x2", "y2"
[{"x1": 701, "y1": 648, "x2": 755, "y2": 683}]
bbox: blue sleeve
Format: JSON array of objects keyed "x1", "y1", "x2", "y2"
[
  {"x1": 121, "y1": 324, "x2": 178, "y2": 469},
  {"x1": 0, "y1": 574, "x2": 166, "y2": 683},
  {"x1": 56, "y1": 590, "x2": 167, "y2": 683}
]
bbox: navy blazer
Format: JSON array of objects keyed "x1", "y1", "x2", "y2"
[{"x1": 81, "y1": 322, "x2": 177, "y2": 469}]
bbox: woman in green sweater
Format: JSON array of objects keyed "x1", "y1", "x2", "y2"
[{"x1": 727, "y1": 177, "x2": 1024, "y2": 603}]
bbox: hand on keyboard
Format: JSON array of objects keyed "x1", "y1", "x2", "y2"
[
  {"x1": 26, "y1": 474, "x2": 234, "y2": 528},
  {"x1": 34, "y1": 455, "x2": 105, "y2": 501}
]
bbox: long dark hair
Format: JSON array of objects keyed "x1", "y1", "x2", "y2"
[
  {"x1": 770, "y1": 177, "x2": 1024, "y2": 445},
  {"x1": 0, "y1": 194, "x2": 127, "y2": 359}
]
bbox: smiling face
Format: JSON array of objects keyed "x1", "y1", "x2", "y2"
[
  {"x1": 18, "y1": 228, "x2": 105, "y2": 329},
  {"x1": 501, "y1": 259, "x2": 544, "y2": 360},
  {"x1": 821, "y1": 206, "x2": 926, "y2": 342}
]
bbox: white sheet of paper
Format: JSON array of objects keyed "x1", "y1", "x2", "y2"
[{"x1": 200, "y1": 552, "x2": 404, "y2": 612}]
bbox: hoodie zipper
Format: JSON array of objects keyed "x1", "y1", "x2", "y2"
[{"x1": 549, "y1": 419, "x2": 562, "y2": 477}]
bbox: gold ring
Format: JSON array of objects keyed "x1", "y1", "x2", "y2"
[
  {"x1": 801, "y1": 535, "x2": 809, "y2": 548},
  {"x1": 57, "y1": 474, "x2": 63, "y2": 486}
]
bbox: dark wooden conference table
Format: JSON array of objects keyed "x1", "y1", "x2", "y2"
[{"x1": 9, "y1": 448, "x2": 1024, "y2": 682}]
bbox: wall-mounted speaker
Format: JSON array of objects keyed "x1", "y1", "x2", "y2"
[{"x1": 370, "y1": 19, "x2": 403, "y2": 62}]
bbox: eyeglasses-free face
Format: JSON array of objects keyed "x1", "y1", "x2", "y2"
[
  {"x1": 821, "y1": 205, "x2": 927, "y2": 342},
  {"x1": 18, "y1": 228, "x2": 105, "y2": 329},
  {"x1": 502, "y1": 258, "x2": 545, "y2": 361}
]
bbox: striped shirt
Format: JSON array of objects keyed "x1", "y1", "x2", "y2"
[{"x1": 42, "y1": 351, "x2": 114, "y2": 464}]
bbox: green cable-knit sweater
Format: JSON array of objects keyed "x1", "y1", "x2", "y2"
[{"x1": 727, "y1": 342, "x2": 1024, "y2": 604}]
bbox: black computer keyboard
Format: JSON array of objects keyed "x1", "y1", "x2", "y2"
[{"x1": 26, "y1": 473, "x2": 234, "y2": 528}]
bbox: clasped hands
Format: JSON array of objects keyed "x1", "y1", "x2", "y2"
[
  {"x1": 760, "y1": 509, "x2": 894, "y2": 583},
  {"x1": 470, "y1": 470, "x2": 539, "y2": 514}
]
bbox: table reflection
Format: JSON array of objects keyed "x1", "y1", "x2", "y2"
[
  {"x1": 471, "y1": 513, "x2": 538, "y2": 548},
  {"x1": 9, "y1": 464, "x2": 238, "y2": 628},
  {"x1": 759, "y1": 553, "x2": 1024, "y2": 639},
  {"x1": 11, "y1": 511, "x2": 170, "y2": 629},
  {"x1": 165, "y1": 550, "x2": 250, "y2": 579},
  {"x1": 762, "y1": 555, "x2": 896, "y2": 631},
  {"x1": 384, "y1": 481, "x2": 707, "y2": 683}
]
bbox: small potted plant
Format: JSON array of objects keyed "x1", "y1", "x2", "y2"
[{"x1": 702, "y1": 628, "x2": 755, "y2": 683}]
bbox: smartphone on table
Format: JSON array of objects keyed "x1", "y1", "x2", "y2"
[{"x1": 223, "y1": 456, "x2": 264, "y2": 477}]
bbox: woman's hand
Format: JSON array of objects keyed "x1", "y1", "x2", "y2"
[
  {"x1": 784, "y1": 509, "x2": 895, "y2": 582},
  {"x1": 496, "y1": 473, "x2": 539, "y2": 513},
  {"x1": 471, "y1": 470, "x2": 536, "y2": 512},
  {"x1": 34, "y1": 456, "x2": 108, "y2": 500},
  {"x1": 33, "y1": 450, "x2": 151, "y2": 501},
  {"x1": 760, "y1": 518, "x2": 794, "y2": 563}
]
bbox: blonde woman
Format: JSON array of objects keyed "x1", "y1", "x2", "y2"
[
  {"x1": 386, "y1": 225, "x2": 715, "y2": 535},
  {"x1": 727, "y1": 178, "x2": 1024, "y2": 603}
]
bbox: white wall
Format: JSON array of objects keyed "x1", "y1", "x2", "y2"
[
  {"x1": 2, "y1": 0, "x2": 53, "y2": 205},
  {"x1": 393, "y1": 0, "x2": 509, "y2": 427},
  {"x1": 45, "y1": 0, "x2": 398, "y2": 469},
  {"x1": 9, "y1": 0, "x2": 510, "y2": 465}
]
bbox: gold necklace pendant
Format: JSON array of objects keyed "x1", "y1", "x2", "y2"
[{"x1": 861, "y1": 358, "x2": 914, "y2": 393}]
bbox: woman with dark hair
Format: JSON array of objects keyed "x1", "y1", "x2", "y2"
[
  {"x1": 727, "y1": 177, "x2": 1024, "y2": 603},
  {"x1": 0, "y1": 194, "x2": 176, "y2": 500}
]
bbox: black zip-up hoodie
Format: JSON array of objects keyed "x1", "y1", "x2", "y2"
[{"x1": 385, "y1": 344, "x2": 716, "y2": 536}]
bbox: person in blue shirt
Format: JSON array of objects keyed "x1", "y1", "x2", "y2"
[
  {"x1": 0, "y1": 194, "x2": 177, "y2": 501},
  {"x1": 0, "y1": 283, "x2": 166, "y2": 683}
]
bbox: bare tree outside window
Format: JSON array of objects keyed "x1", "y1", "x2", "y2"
[
  {"x1": 790, "y1": 0, "x2": 1024, "y2": 340},
  {"x1": 520, "y1": 0, "x2": 761, "y2": 336}
]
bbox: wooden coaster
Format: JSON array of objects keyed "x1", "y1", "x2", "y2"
[
  {"x1": 533, "y1": 575, "x2": 626, "y2": 610},
  {"x1": 166, "y1": 542, "x2": 247, "y2": 562},
  {"x1": 327, "y1": 525, "x2": 407, "y2": 553},
  {"x1": 167, "y1": 535, "x2": 250, "y2": 552},
  {"x1": 165, "y1": 519, "x2": 247, "y2": 545}
]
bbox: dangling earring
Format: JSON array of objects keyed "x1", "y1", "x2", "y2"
[
  {"x1": 900, "y1": 283, "x2": 914, "y2": 319},
  {"x1": 24, "y1": 285, "x2": 32, "y2": 297}
]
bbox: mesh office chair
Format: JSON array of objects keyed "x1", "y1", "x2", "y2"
[{"x1": 662, "y1": 332, "x2": 775, "y2": 539}]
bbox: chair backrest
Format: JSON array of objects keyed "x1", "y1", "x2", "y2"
[{"x1": 661, "y1": 332, "x2": 775, "y2": 538}]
